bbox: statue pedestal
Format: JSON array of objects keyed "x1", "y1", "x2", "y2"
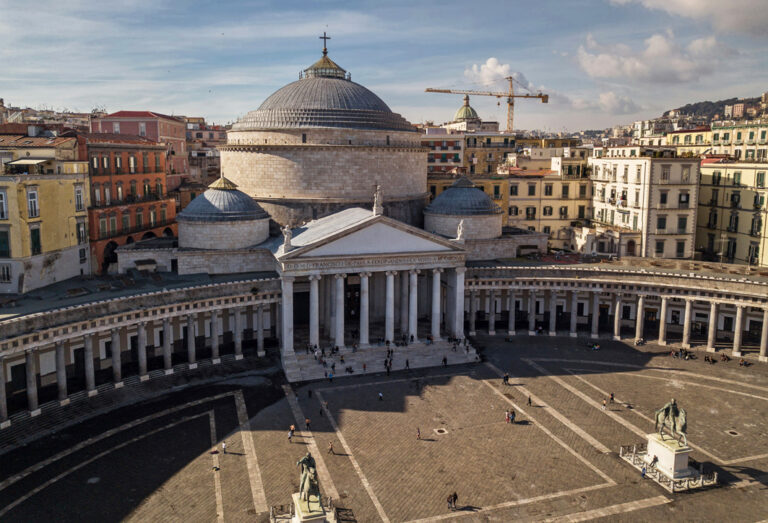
[
  {"x1": 292, "y1": 493, "x2": 328, "y2": 523},
  {"x1": 646, "y1": 433, "x2": 694, "y2": 480}
]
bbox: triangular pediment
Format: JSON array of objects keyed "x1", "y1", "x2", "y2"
[{"x1": 281, "y1": 213, "x2": 463, "y2": 259}]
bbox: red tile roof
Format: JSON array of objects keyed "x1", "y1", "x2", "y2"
[{"x1": 104, "y1": 111, "x2": 182, "y2": 121}]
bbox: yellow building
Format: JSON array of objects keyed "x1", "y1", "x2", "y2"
[
  {"x1": 0, "y1": 136, "x2": 90, "y2": 293},
  {"x1": 463, "y1": 133, "x2": 516, "y2": 175},
  {"x1": 666, "y1": 127, "x2": 712, "y2": 157},
  {"x1": 697, "y1": 161, "x2": 767, "y2": 266}
]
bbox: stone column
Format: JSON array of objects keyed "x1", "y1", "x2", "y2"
[
  {"x1": 136, "y1": 322, "x2": 148, "y2": 380},
  {"x1": 759, "y1": 308, "x2": 768, "y2": 363},
  {"x1": 454, "y1": 267, "x2": 466, "y2": 339},
  {"x1": 256, "y1": 305, "x2": 265, "y2": 357},
  {"x1": 682, "y1": 299, "x2": 692, "y2": 349},
  {"x1": 706, "y1": 302, "x2": 718, "y2": 352},
  {"x1": 487, "y1": 288, "x2": 496, "y2": 335},
  {"x1": 323, "y1": 276, "x2": 331, "y2": 337},
  {"x1": 569, "y1": 292, "x2": 578, "y2": 337},
  {"x1": 280, "y1": 276, "x2": 295, "y2": 357},
  {"x1": 186, "y1": 314, "x2": 197, "y2": 368},
  {"x1": 234, "y1": 306, "x2": 244, "y2": 359},
  {"x1": 359, "y1": 272, "x2": 371, "y2": 347},
  {"x1": 548, "y1": 291, "x2": 557, "y2": 336},
  {"x1": 163, "y1": 317, "x2": 173, "y2": 373},
  {"x1": 590, "y1": 292, "x2": 600, "y2": 339},
  {"x1": 334, "y1": 274, "x2": 346, "y2": 348},
  {"x1": 400, "y1": 271, "x2": 409, "y2": 335},
  {"x1": 55, "y1": 341, "x2": 68, "y2": 404},
  {"x1": 0, "y1": 358, "x2": 7, "y2": 425},
  {"x1": 469, "y1": 290, "x2": 477, "y2": 336},
  {"x1": 83, "y1": 334, "x2": 97, "y2": 396},
  {"x1": 732, "y1": 305, "x2": 744, "y2": 357},
  {"x1": 528, "y1": 289, "x2": 536, "y2": 334},
  {"x1": 25, "y1": 350, "x2": 39, "y2": 415},
  {"x1": 211, "y1": 312, "x2": 221, "y2": 362},
  {"x1": 658, "y1": 297, "x2": 668, "y2": 346},
  {"x1": 635, "y1": 295, "x2": 645, "y2": 342},
  {"x1": 431, "y1": 269, "x2": 443, "y2": 340},
  {"x1": 385, "y1": 271, "x2": 396, "y2": 343},
  {"x1": 110, "y1": 327, "x2": 122, "y2": 386},
  {"x1": 309, "y1": 274, "x2": 321, "y2": 349},
  {"x1": 409, "y1": 269, "x2": 420, "y2": 341},
  {"x1": 508, "y1": 288, "x2": 516, "y2": 335}
]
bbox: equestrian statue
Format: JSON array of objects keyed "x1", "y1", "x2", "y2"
[
  {"x1": 654, "y1": 398, "x2": 688, "y2": 446},
  {"x1": 296, "y1": 452, "x2": 321, "y2": 504}
]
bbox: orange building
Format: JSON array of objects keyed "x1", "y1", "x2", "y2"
[{"x1": 78, "y1": 133, "x2": 177, "y2": 273}]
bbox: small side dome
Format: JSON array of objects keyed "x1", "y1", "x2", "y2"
[
  {"x1": 425, "y1": 177, "x2": 502, "y2": 216},
  {"x1": 177, "y1": 177, "x2": 269, "y2": 223},
  {"x1": 454, "y1": 95, "x2": 479, "y2": 122}
]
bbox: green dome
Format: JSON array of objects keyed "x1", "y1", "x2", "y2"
[{"x1": 454, "y1": 95, "x2": 479, "y2": 121}]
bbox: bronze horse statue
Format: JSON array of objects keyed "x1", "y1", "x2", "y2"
[
  {"x1": 654, "y1": 398, "x2": 688, "y2": 446},
  {"x1": 297, "y1": 452, "x2": 320, "y2": 502}
]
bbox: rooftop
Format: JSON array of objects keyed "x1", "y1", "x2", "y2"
[{"x1": 102, "y1": 111, "x2": 183, "y2": 122}]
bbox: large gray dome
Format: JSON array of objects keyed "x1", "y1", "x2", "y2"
[
  {"x1": 425, "y1": 177, "x2": 503, "y2": 216},
  {"x1": 232, "y1": 53, "x2": 414, "y2": 132},
  {"x1": 177, "y1": 177, "x2": 269, "y2": 222}
]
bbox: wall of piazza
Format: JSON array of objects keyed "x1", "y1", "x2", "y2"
[
  {"x1": 178, "y1": 220, "x2": 270, "y2": 250},
  {"x1": 464, "y1": 236, "x2": 549, "y2": 261},
  {"x1": 177, "y1": 250, "x2": 276, "y2": 275},
  {"x1": 424, "y1": 213, "x2": 502, "y2": 240}
]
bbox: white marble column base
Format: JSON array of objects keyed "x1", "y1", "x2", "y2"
[
  {"x1": 528, "y1": 330, "x2": 535, "y2": 336},
  {"x1": 114, "y1": 381, "x2": 124, "y2": 389},
  {"x1": 188, "y1": 363, "x2": 198, "y2": 370},
  {"x1": 759, "y1": 355, "x2": 767, "y2": 363},
  {"x1": 570, "y1": 332, "x2": 578, "y2": 338},
  {"x1": 0, "y1": 420, "x2": 10, "y2": 429},
  {"x1": 88, "y1": 389, "x2": 99, "y2": 397},
  {"x1": 212, "y1": 358, "x2": 221, "y2": 364},
  {"x1": 658, "y1": 340, "x2": 667, "y2": 346},
  {"x1": 59, "y1": 398, "x2": 70, "y2": 407},
  {"x1": 613, "y1": 335, "x2": 621, "y2": 341},
  {"x1": 164, "y1": 369, "x2": 174, "y2": 375},
  {"x1": 681, "y1": 343, "x2": 690, "y2": 349},
  {"x1": 590, "y1": 333, "x2": 599, "y2": 339},
  {"x1": 469, "y1": 330, "x2": 476, "y2": 336},
  {"x1": 30, "y1": 409, "x2": 41, "y2": 417},
  {"x1": 256, "y1": 350, "x2": 265, "y2": 357},
  {"x1": 706, "y1": 346, "x2": 716, "y2": 353},
  {"x1": 508, "y1": 330, "x2": 515, "y2": 336},
  {"x1": 732, "y1": 351, "x2": 742, "y2": 357},
  {"x1": 488, "y1": 330, "x2": 496, "y2": 336},
  {"x1": 235, "y1": 354, "x2": 244, "y2": 360},
  {"x1": 140, "y1": 374, "x2": 150, "y2": 382},
  {"x1": 548, "y1": 331, "x2": 556, "y2": 336}
]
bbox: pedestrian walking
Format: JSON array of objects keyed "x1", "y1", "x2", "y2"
[
  {"x1": 363, "y1": 363, "x2": 367, "y2": 372},
  {"x1": 447, "y1": 494, "x2": 454, "y2": 510},
  {"x1": 305, "y1": 417, "x2": 311, "y2": 431},
  {"x1": 328, "y1": 441, "x2": 335, "y2": 455},
  {"x1": 505, "y1": 410, "x2": 510, "y2": 423},
  {"x1": 602, "y1": 399, "x2": 607, "y2": 411},
  {"x1": 405, "y1": 359, "x2": 410, "y2": 369},
  {"x1": 329, "y1": 372, "x2": 333, "y2": 383},
  {"x1": 288, "y1": 429, "x2": 293, "y2": 443},
  {"x1": 222, "y1": 441, "x2": 227, "y2": 454},
  {"x1": 527, "y1": 395, "x2": 532, "y2": 407},
  {"x1": 641, "y1": 465, "x2": 646, "y2": 479},
  {"x1": 378, "y1": 392, "x2": 384, "y2": 401},
  {"x1": 442, "y1": 356, "x2": 447, "y2": 367},
  {"x1": 610, "y1": 392, "x2": 615, "y2": 404},
  {"x1": 452, "y1": 492, "x2": 458, "y2": 510},
  {"x1": 308, "y1": 389, "x2": 312, "y2": 398}
]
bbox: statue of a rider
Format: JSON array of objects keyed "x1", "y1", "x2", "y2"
[
  {"x1": 296, "y1": 452, "x2": 320, "y2": 503},
  {"x1": 655, "y1": 398, "x2": 688, "y2": 446}
]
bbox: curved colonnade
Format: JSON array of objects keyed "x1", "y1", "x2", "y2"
[{"x1": 1, "y1": 264, "x2": 767, "y2": 428}]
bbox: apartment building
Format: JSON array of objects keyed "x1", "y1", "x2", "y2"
[
  {"x1": 697, "y1": 160, "x2": 767, "y2": 266},
  {"x1": 587, "y1": 146, "x2": 699, "y2": 258},
  {"x1": 666, "y1": 126, "x2": 713, "y2": 156},
  {"x1": 709, "y1": 120, "x2": 768, "y2": 161}
]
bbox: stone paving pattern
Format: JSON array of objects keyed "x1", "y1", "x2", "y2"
[{"x1": 0, "y1": 336, "x2": 767, "y2": 522}]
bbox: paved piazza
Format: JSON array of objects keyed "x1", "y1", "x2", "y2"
[{"x1": 1, "y1": 338, "x2": 767, "y2": 522}]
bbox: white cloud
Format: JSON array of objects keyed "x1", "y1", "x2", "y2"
[
  {"x1": 609, "y1": 0, "x2": 768, "y2": 36},
  {"x1": 576, "y1": 32, "x2": 733, "y2": 84}
]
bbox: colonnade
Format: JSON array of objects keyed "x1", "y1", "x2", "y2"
[
  {"x1": 281, "y1": 267, "x2": 465, "y2": 356},
  {"x1": 0, "y1": 304, "x2": 274, "y2": 427},
  {"x1": 466, "y1": 287, "x2": 768, "y2": 361}
]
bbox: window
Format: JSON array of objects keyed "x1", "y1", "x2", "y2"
[
  {"x1": 757, "y1": 171, "x2": 765, "y2": 188},
  {"x1": 579, "y1": 184, "x2": 586, "y2": 198},
  {"x1": 302, "y1": 133, "x2": 307, "y2": 144},
  {"x1": 509, "y1": 206, "x2": 518, "y2": 216},
  {"x1": 122, "y1": 214, "x2": 130, "y2": 232},
  {"x1": 30, "y1": 227, "x2": 41, "y2": 255},
  {"x1": 561, "y1": 184, "x2": 569, "y2": 198},
  {"x1": 493, "y1": 185, "x2": 500, "y2": 198},
  {"x1": 27, "y1": 189, "x2": 39, "y2": 218},
  {"x1": 676, "y1": 240, "x2": 685, "y2": 258},
  {"x1": 79, "y1": 248, "x2": 87, "y2": 263},
  {"x1": 657, "y1": 216, "x2": 667, "y2": 230},
  {"x1": 156, "y1": 181, "x2": 163, "y2": 196},
  {"x1": 91, "y1": 156, "x2": 99, "y2": 171},
  {"x1": 75, "y1": 186, "x2": 84, "y2": 211},
  {"x1": 681, "y1": 166, "x2": 691, "y2": 183},
  {"x1": 129, "y1": 156, "x2": 136, "y2": 174},
  {"x1": 729, "y1": 213, "x2": 739, "y2": 232},
  {"x1": 429, "y1": 185, "x2": 436, "y2": 198},
  {"x1": 143, "y1": 181, "x2": 151, "y2": 195},
  {"x1": 543, "y1": 226, "x2": 551, "y2": 234},
  {"x1": 116, "y1": 184, "x2": 124, "y2": 202},
  {"x1": 99, "y1": 217, "x2": 107, "y2": 237},
  {"x1": 661, "y1": 166, "x2": 670, "y2": 182},
  {"x1": 0, "y1": 231, "x2": 9, "y2": 257},
  {"x1": 543, "y1": 206, "x2": 553, "y2": 216},
  {"x1": 708, "y1": 210, "x2": 718, "y2": 228},
  {"x1": 160, "y1": 208, "x2": 167, "y2": 222},
  {"x1": 659, "y1": 192, "x2": 668, "y2": 206},
  {"x1": 510, "y1": 185, "x2": 518, "y2": 196},
  {"x1": 635, "y1": 165, "x2": 642, "y2": 183},
  {"x1": 109, "y1": 216, "x2": 117, "y2": 233},
  {"x1": 528, "y1": 184, "x2": 536, "y2": 196},
  {"x1": 136, "y1": 211, "x2": 143, "y2": 228},
  {"x1": 677, "y1": 216, "x2": 687, "y2": 233},
  {"x1": 559, "y1": 206, "x2": 568, "y2": 218},
  {"x1": 712, "y1": 171, "x2": 721, "y2": 185},
  {"x1": 115, "y1": 155, "x2": 122, "y2": 172},
  {"x1": 76, "y1": 222, "x2": 86, "y2": 244},
  {"x1": 154, "y1": 153, "x2": 161, "y2": 171},
  {"x1": 733, "y1": 171, "x2": 741, "y2": 186},
  {"x1": 130, "y1": 180, "x2": 137, "y2": 197},
  {"x1": 678, "y1": 192, "x2": 689, "y2": 208},
  {"x1": 139, "y1": 122, "x2": 146, "y2": 137},
  {"x1": 113, "y1": 122, "x2": 120, "y2": 133},
  {"x1": 525, "y1": 207, "x2": 536, "y2": 220},
  {"x1": 0, "y1": 263, "x2": 10, "y2": 282},
  {"x1": 149, "y1": 208, "x2": 157, "y2": 225},
  {"x1": 142, "y1": 152, "x2": 149, "y2": 172},
  {"x1": 578, "y1": 205, "x2": 585, "y2": 219},
  {"x1": 655, "y1": 240, "x2": 665, "y2": 255},
  {"x1": 0, "y1": 191, "x2": 6, "y2": 219},
  {"x1": 544, "y1": 184, "x2": 553, "y2": 196}
]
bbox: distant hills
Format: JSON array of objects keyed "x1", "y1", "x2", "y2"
[{"x1": 664, "y1": 96, "x2": 761, "y2": 120}]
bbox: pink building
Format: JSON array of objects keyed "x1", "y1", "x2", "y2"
[{"x1": 92, "y1": 111, "x2": 188, "y2": 191}]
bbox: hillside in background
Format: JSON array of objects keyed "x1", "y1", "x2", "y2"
[{"x1": 664, "y1": 96, "x2": 760, "y2": 120}]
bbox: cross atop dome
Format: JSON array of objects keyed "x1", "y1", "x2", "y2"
[{"x1": 319, "y1": 32, "x2": 330, "y2": 56}]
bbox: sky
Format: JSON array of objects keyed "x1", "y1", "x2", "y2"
[{"x1": 1, "y1": 0, "x2": 767, "y2": 132}]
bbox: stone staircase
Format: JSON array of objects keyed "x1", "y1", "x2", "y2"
[{"x1": 285, "y1": 340, "x2": 478, "y2": 382}]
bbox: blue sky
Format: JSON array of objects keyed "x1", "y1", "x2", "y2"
[{"x1": 1, "y1": 0, "x2": 767, "y2": 131}]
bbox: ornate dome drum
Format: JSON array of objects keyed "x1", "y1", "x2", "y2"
[
  {"x1": 221, "y1": 45, "x2": 427, "y2": 229},
  {"x1": 176, "y1": 177, "x2": 270, "y2": 250},
  {"x1": 424, "y1": 177, "x2": 503, "y2": 240}
]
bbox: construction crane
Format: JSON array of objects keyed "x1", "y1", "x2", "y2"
[{"x1": 425, "y1": 76, "x2": 548, "y2": 132}]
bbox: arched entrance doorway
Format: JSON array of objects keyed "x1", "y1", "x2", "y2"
[
  {"x1": 162, "y1": 227, "x2": 174, "y2": 237},
  {"x1": 627, "y1": 240, "x2": 636, "y2": 256},
  {"x1": 142, "y1": 231, "x2": 157, "y2": 240}
]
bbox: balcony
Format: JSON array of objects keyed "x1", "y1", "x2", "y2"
[
  {"x1": 96, "y1": 218, "x2": 173, "y2": 240},
  {"x1": 707, "y1": 222, "x2": 717, "y2": 229},
  {"x1": 727, "y1": 225, "x2": 738, "y2": 233},
  {"x1": 90, "y1": 192, "x2": 167, "y2": 209},
  {"x1": 730, "y1": 201, "x2": 741, "y2": 209},
  {"x1": 750, "y1": 230, "x2": 761, "y2": 237},
  {"x1": 492, "y1": 194, "x2": 503, "y2": 200}
]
